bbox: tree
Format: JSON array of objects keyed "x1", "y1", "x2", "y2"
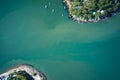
[{"x1": 101, "y1": 10, "x2": 107, "y2": 17}]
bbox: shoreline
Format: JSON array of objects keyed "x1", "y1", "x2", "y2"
[
  {"x1": 63, "y1": 0, "x2": 120, "y2": 24},
  {"x1": 62, "y1": 0, "x2": 98, "y2": 24},
  {"x1": 0, "y1": 64, "x2": 47, "y2": 80}
]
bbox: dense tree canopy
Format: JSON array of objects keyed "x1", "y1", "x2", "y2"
[
  {"x1": 7, "y1": 71, "x2": 34, "y2": 80},
  {"x1": 68, "y1": 0, "x2": 120, "y2": 20}
]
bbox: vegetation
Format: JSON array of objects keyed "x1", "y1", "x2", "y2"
[
  {"x1": 68, "y1": 0, "x2": 120, "y2": 21},
  {"x1": 7, "y1": 71, "x2": 34, "y2": 80}
]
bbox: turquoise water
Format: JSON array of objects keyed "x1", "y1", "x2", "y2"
[{"x1": 0, "y1": 0, "x2": 120, "y2": 80}]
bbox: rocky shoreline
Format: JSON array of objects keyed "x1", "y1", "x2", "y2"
[
  {"x1": 63, "y1": 0, "x2": 120, "y2": 24},
  {"x1": 63, "y1": 0, "x2": 99, "y2": 24},
  {"x1": 0, "y1": 64, "x2": 47, "y2": 80}
]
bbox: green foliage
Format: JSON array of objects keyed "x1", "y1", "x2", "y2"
[
  {"x1": 7, "y1": 72, "x2": 27, "y2": 80},
  {"x1": 69, "y1": 0, "x2": 120, "y2": 20},
  {"x1": 7, "y1": 71, "x2": 34, "y2": 80},
  {"x1": 101, "y1": 10, "x2": 107, "y2": 16}
]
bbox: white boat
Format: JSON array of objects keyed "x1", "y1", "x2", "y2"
[
  {"x1": 52, "y1": 9, "x2": 55, "y2": 13},
  {"x1": 64, "y1": 6, "x2": 66, "y2": 9},
  {"x1": 45, "y1": 5, "x2": 48, "y2": 8}
]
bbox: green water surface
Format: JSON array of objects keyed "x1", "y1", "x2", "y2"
[{"x1": 0, "y1": 0, "x2": 120, "y2": 80}]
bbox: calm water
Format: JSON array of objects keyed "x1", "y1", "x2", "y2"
[{"x1": 0, "y1": 0, "x2": 120, "y2": 80}]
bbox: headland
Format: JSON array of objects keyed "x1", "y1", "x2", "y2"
[
  {"x1": 63, "y1": 0, "x2": 120, "y2": 23},
  {"x1": 0, "y1": 64, "x2": 47, "y2": 80}
]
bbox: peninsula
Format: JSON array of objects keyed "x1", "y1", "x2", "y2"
[
  {"x1": 63, "y1": 0, "x2": 120, "y2": 23},
  {"x1": 0, "y1": 64, "x2": 47, "y2": 80}
]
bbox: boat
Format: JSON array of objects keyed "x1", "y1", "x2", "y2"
[
  {"x1": 45, "y1": 5, "x2": 48, "y2": 8},
  {"x1": 52, "y1": 9, "x2": 55, "y2": 13}
]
